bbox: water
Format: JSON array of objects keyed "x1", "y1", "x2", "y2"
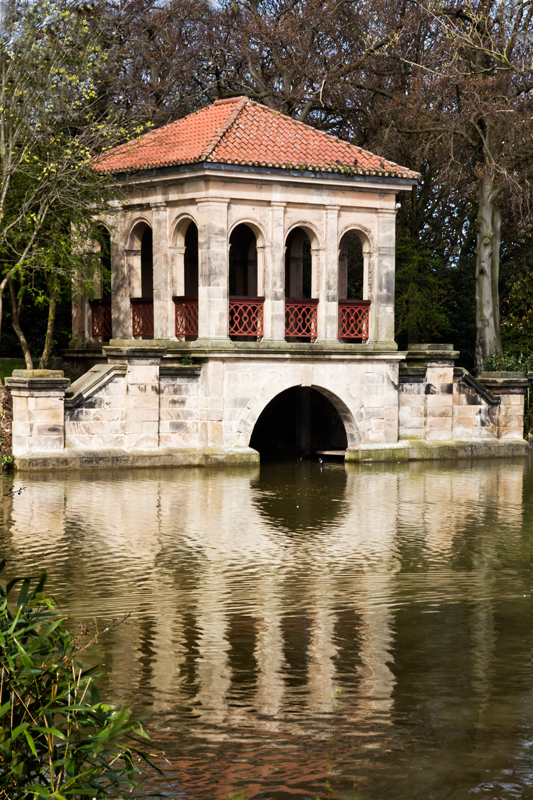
[{"x1": 1, "y1": 459, "x2": 532, "y2": 800}]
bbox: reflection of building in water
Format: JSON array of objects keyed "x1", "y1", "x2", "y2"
[{"x1": 2, "y1": 459, "x2": 528, "y2": 752}]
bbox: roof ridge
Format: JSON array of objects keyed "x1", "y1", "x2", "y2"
[{"x1": 199, "y1": 97, "x2": 249, "y2": 161}]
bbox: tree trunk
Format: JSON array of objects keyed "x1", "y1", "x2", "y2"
[
  {"x1": 39, "y1": 279, "x2": 58, "y2": 369},
  {"x1": 475, "y1": 175, "x2": 503, "y2": 368},
  {"x1": 8, "y1": 277, "x2": 33, "y2": 369}
]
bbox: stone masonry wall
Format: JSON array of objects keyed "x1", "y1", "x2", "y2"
[{"x1": 7, "y1": 351, "x2": 528, "y2": 461}]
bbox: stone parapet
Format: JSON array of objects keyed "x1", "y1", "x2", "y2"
[
  {"x1": 478, "y1": 371, "x2": 529, "y2": 440},
  {"x1": 6, "y1": 370, "x2": 71, "y2": 455}
]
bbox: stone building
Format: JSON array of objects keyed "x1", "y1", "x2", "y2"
[{"x1": 6, "y1": 97, "x2": 529, "y2": 468}]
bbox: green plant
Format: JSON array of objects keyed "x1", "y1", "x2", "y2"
[
  {"x1": 0, "y1": 562, "x2": 164, "y2": 799},
  {"x1": 181, "y1": 356, "x2": 193, "y2": 366},
  {"x1": 484, "y1": 351, "x2": 533, "y2": 374},
  {"x1": 2, "y1": 455, "x2": 15, "y2": 472}
]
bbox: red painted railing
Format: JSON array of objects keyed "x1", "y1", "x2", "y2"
[
  {"x1": 131, "y1": 298, "x2": 154, "y2": 338},
  {"x1": 173, "y1": 296, "x2": 198, "y2": 337},
  {"x1": 285, "y1": 298, "x2": 318, "y2": 340},
  {"x1": 338, "y1": 300, "x2": 370, "y2": 340},
  {"x1": 90, "y1": 299, "x2": 112, "y2": 338},
  {"x1": 229, "y1": 296, "x2": 264, "y2": 339}
]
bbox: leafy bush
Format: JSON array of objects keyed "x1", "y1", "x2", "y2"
[
  {"x1": 0, "y1": 562, "x2": 163, "y2": 799},
  {"x1": 484, "y1": 351, "x2": 533, "y2": 373}
]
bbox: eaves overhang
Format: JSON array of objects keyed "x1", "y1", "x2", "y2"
[{"x1": 109, "y1": 160, "x2": 418, "y2": 191}]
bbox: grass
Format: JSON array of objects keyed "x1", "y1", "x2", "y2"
[{"x1": 1, "y1": 358, "x2": 26, "y2": 383}]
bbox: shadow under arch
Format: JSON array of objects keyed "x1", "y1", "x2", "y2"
[{"x1": 249, "y1": 385, "x2": 351, "y2": 461}]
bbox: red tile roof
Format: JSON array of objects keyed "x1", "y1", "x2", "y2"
[{"x1": 94, "y1": 97, "x2": 419, "y2": 180}]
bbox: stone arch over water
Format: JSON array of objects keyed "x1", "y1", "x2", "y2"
[{"x1": 249, "y1": 385, "x2": 354, "y2": 460}]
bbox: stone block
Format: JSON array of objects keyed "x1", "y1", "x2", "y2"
[
  {"x1": 127, "y1": 382, "x2": 159, "y2": 396},
  {"x1": 124, "y1": 421, "x2": 143, "y2": 435},
  {"x1": 127, "y1": 365, "x2": 159, "y2": 385},
  {"x1": 427, "y1": 406, "x2": 452, "y2": 418},
  {"x1": 363, "y1": 385, "x2": 385, "y2": 397},
  {"x1": 125, "y1": 408, "x2": 159, "y2": 422},
  {"x1": 167, "y1": 420, "x2": 189, "y2": 433},
  {"x1": 427, "y1": 394, "x2": 452, "y2": 409},
  {"x1": 100, "y1": 380, "x2": 125, "y2": 397},
  {"x1": 83, "y1": 396, "x2": 104, "y2": 409},
  {"x1": 367, "y1": 407, "x2": 385, "y2": 419},
  {"x1": 28, "y1": 408, "x2": 64, "y2": 425},
  {"x1": 91, "y1": 434, "x2": 125, "y2": 449},
  {"x1": 128, "y1": 395, "x2": 159, "y2": 410},
  {"x1": 32, "y1": 435, "x2": 64, "y2": 450},
  {"x1": 226, "y1": 396, "x2": 249, "y2": 409},
  {"x1": 175, "y1": 408, "x2": 201, "y2": 421},
  {"x1": 33, "y1": 396, "x2": 64, "y2": 410},
  {"x1": 366, "y1": 373, "x2": 384, "y2": 384}
]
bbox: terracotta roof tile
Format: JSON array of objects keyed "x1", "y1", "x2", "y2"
[{"x1": 94, "y1": 97, "x2": 419, "y2": 180}]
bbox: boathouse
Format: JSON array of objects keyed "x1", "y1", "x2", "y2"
[{"x1": 6, "y1": 97, "x2": 529, "y2": 468}]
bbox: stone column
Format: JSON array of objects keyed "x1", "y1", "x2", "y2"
[
  {"x1": 111, "y1": 213, "x2": 132, "y2": 340},
  {"x1": 169, "y1": 245, "x2": 186, "y2": 297},
  {"x1": 373, "y1": 209, "x2": 397, "y2": 346},
  {"x1": 321, "y1": 205, "x2": 340, "y2": 341},
  {"x1": 197, "y1": 198, "x2": 230, "y2": 340},
  {"x1": 105, "y1": 345, "x2": 165, "y2": 450},
  {"x1": 6, "y1": 370, "x2": 70, "y2": 455},
  {"x1": 264, "y1": 201, "x2": 286, "y2": 341},
  {"x1": 151, "y1": 202, "x2": 171, "y2": 339}
]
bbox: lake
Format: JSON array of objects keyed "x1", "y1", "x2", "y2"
[{"x1": 1, "y1": 458, "x2": 531, "y2": 800}]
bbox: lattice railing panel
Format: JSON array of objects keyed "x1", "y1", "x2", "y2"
[
  {"x1": 131, "y1": 299, "x2": 154, "y2": 338},
  {"x1": 285, "y1": 299, "x2": 318, "y2": 339},
  {"x1": 229, "y1": 297, "x2": 264, "y2": 339},
  {"x1": 174, "y1": 296, "x2": 198, "y2": 337},
  {"x1": 338, "y1": 300, "x2": 370, "y2": 340},
  {"x1": 90, "y1": 301, "x2": 112, "y2": 338}
]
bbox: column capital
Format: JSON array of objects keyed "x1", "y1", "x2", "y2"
[
  {"x1": 151, "y1": 201, "x2": 167, "y2": 210},
  {"x1": 325, "y1": 204, "x2": 340, "y2": 213}
]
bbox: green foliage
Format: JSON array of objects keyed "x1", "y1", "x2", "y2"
[
  {"x1": 499, "y1": 226, "x2": 533, "y2": 356},
  {"x1": 0, "y1": 562, "x2": 164, "y2": 799},
  {"x1": 394, "y1": 237, "x2": 452, "y2": 346},
  {"x1": 2, "y1": 454, "x2": 15, "y2": 472},
  {"x1": 0, "y1": 358, "x2": 25, "y2": 383},
  {"x1": 484, "y1": 351, "x2": 533, "y2": 374}
]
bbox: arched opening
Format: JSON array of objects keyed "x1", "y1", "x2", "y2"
[
  {"x1": 338, "y1": 230, "x2": 364, "y2": 300},
  {"x1": 284, "y1": 227, "x2": 317, "y2": 342},
  {"x1": 184, "y1": 222, "x2": 198, "y2": 297},
  {"x1": 338, "y1": 230, "x2": 370, "y2": 343},
  {"x1": 96, "y1": 225, "x2": 111, "y2": 300},
  {"x1": 141, "y1": 226, "x2": 153, "y2": 299},
  {"x1": 130, "y1": 222, "x2": 154, "y2": 339},
  {"x1": 229, "y1": 223, "x2": 258, "y2": 296},
  {"x1": 250, "y1": 387, "x2": 348, "y2": 461},
  {"x1": 229, "y1": 223, "x2": 262, "y2": 341},
  {"x1": 88, "y1": 226, "x2": 112, "y2": 340},
  {"x1": 285, "y1": 227, "x2": 312, "y2": 299}
]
